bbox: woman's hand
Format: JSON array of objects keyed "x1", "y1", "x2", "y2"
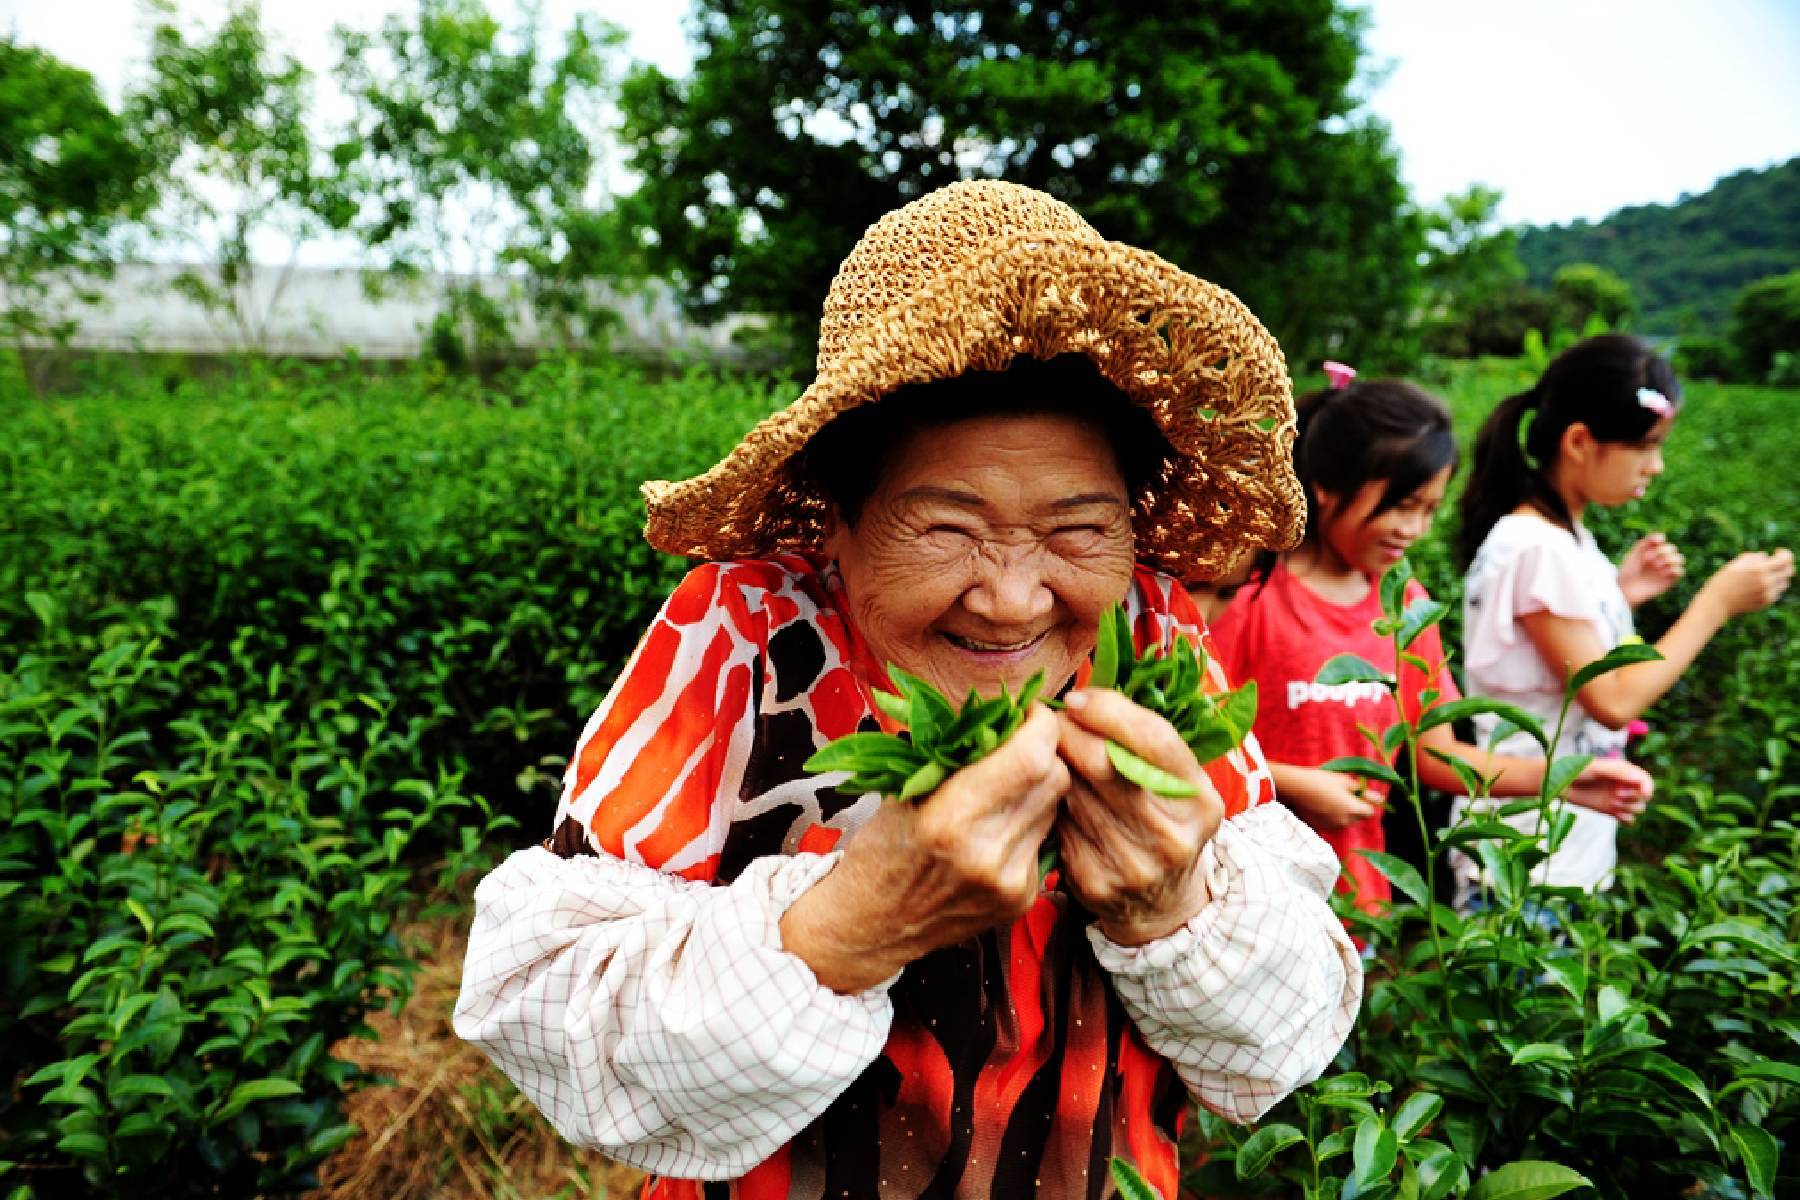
[
  {"x1": 1272, "y1": 764, "x2": 1384, "y2": 832},
  {"x1": 1053, "y1": 689, "x2": 1224, "y2": 946},
  {"x1": 1698, "y1": 548, "x2": 1795, "y2": 618},
  {"x1": 1618, "y1": 532, "x2": 1686, "y2": 606},
  {"x1": 1563, "y1": 756, "x2": 1654, "y2": 823},
  {"x1": 780, "y1": 706, "x2": 1068, "y2": 994}
]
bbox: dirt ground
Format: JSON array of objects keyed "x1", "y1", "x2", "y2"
[{"x1": 308, "y1": 917, "x2": 645, "y2": 1200}]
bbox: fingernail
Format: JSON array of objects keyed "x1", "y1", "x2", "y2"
[{"x1": 1064, "y1": 690, "x2": 1089, "y2": 710}]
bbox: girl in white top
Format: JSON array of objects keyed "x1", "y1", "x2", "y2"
[{"x1": 1451, "y1": 334, "x2": 1793, "y2": 904}]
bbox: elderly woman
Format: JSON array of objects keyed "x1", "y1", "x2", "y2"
[{"x1": 456, "y1": 181, "x2": 1359, "y2": 1200}]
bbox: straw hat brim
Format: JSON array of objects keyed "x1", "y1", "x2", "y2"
[{"x1": 642, "y1": 229, "x2": 1304, "y2": 582}]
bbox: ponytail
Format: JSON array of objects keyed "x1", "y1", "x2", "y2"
[{"x1": 1456, "y1": 386, "x2": 1571, "y2": 567}]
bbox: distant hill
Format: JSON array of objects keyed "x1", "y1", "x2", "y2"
[{"x1": 1516, "y1": 157, "x2": 1800, "y2": 336}]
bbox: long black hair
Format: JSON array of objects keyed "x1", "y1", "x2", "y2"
[
  {"x1": 1456, "y1": 334, "x2": 1680, "y2": 568},
  {"x1": 1250, "y1": 377, "x2": 1458, "y2": 582}
]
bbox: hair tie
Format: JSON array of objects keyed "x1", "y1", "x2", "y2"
[
  {"x1": 1517, "y1": 405, "x2": 1541, "y2": 470},
  {"x1": 1323, "y1": 361, "x2": 1357, "y2": 390}
]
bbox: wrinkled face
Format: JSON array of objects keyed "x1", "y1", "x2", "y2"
[
  {"x1": 1582, "y1": 417, "x2": 1671, "y2": 506},
  {"x1": 825, "y1": 412, "x2": 1137, "y2": 700},
  {"x1": 1318, "y1": 465, "x2": 1454, "y2": 579}
]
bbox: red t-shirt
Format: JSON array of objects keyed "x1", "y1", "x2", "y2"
[{"x1": 1209, "y1": 561, "x2": 1459, "y2": 913}]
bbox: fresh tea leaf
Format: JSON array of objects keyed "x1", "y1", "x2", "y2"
[
  {"x1": 1417, "y1": 698, "x2": 1549, "y2": 751},
  {"x1": 1320, "y1": 756, "x2": 1406, "y2": 790},
  {"x1": 1728, "y1": 1123, "x2": 1779, "y2": 1197},
  {"x1": 1106, "y1": 742, "x2": 1201, "y2": 798},
  {"x1": 1108, "y1": 1156, "x2": 1162, "y2": 1200},
  {"x1": 1235, "y1": 1123, "x2": 1305, "y2": 1179},
  {"x1": 1465, "y1": 1161, "x2": 1592, "y2": 1200},
  {"x1": 1362, "y1": 851, "x2": 1430, "y2": 908},
  {"x1": 1317, "y1": 654, "x2": 1391, "y2": 687},
  {"x1": 1570, "y1": 643, "x2": 1663, "y2": 693}
]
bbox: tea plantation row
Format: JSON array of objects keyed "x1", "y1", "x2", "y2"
[{"x1": 1, "y1": 358, "x2": 786, "y2": 1195}]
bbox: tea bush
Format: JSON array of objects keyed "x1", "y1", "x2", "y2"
[
  {"x1": 3, "y1": 353, "x2": 1793, "y2": 1197},
  {"x1": 0, "y1": 358, "x2": 784, "y2": 1195}
]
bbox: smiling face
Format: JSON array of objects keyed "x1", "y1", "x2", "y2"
[
  {"x1": 824, "y1": 411, "x2": 1137, "y2": 701},
  {"x1": 1316, "y1": 465, "x2": 1454, "y2": 579}
]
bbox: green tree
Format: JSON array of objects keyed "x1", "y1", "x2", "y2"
[
  {"x1": 619, "y1": 0, "x2": 1422, "y2": 368},
  {"x1": 1417, "y1": 185, "x2": 1532, "y2": 357},
  {"x1": 1728, "y1": 270, "x2": 1800, "y2": 381},
  {"x1": 128, "y1": 2, "x2": 327, "y2": 351},
  {"x1": 1551, "y1": 262, "x2": 1635, "y2": 332},
  {"x1": 326, "y1": 0, "x2": 629, "y2": 367},
  {"x1": 0, "y1": 40, "x2": 155, "y2": 378},
  {"x1": 1517, "y1": 157, "x2": 1800, "y2": 337}
]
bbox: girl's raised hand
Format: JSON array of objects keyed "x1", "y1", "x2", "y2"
[
  {"x1": 1618, "y1": 532, "x2": 1686, "y2": 606},
  {"x1": 1277, "y1": 765, "x2": 1384, "y2": 832},
  {"x1": 1701, "y1": 548, "x2": 1795, "y2": 618},
  {"x1": 1564, "y1": 757, "x2": 1654, "y2": 824},
  {"x1": 1053, "y1": 689, "x2": 1223, "y2": 946}
]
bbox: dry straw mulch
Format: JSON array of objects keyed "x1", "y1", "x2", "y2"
[{"x1": 309, "y1": 916, "x2": 645, "y2": 1200}]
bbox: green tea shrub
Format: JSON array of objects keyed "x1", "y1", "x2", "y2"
[{"x1": 0, "y1": 357, "x2": 785, "y2": 1194}]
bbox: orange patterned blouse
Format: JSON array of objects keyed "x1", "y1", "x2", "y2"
[{"x1": 456, "y1": 554, "x2": 1359, "y2": 1200}]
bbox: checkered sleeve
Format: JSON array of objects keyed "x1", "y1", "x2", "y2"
[
  {"x1": 1087, "y1": 802, "x2": 1363, "y2": 1123},
  {"x1": 453, "y1": 845, "x2": 897, "y2": 1179}
]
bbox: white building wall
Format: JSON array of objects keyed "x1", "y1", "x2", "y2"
[{"x1": 33, "y1": 263, "x2": 761, "y2": 362}]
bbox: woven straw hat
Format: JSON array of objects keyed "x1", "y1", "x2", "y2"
[{"x1": 642, "y1": 179, "x2": 1304, "y2": 580}]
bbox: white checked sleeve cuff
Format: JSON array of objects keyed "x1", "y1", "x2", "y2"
[
  {"x1": 454, "y1": 846, "x2": 896, "y2": 1179},
  {"x1": 1087, "y1": 803, "x2": 1362, "y2": 1123}
]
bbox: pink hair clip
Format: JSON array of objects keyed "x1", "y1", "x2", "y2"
[
  {"x1": 1323, "y1": 361, "x2": 1357, "y2": 391},
  {"x1": 1636, "y1": 387, "x2": 1674, "y2": 418}
]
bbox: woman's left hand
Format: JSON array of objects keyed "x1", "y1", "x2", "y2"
[{"x1": 1054, "y1": 689, "x2": 1224, "y2": 946}]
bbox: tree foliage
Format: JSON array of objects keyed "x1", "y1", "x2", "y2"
[
  {"x1": 1517, "y1": 157, "x2": 1800, "y2": 337},
  {"x1": 128, "y1": 2, "x2": 325, "y2": 350},
  {"x1": 0, "y1": 39, "x2": 155, "y2": 364},
  {"x1": 619, "y1": 0, "x2": 1423, "y2": 368},
  {"x1": 1550, "y1": 263, "x2": 1634, "y2": 331},
  {"x1": 1418, "y1": 186, "x2": 1534, "y2": 358},
  {"x1": 1728, "y1": 269, "x2": 1800, "y2": 382},
  {"x1": 326, "y1": 0, "x2": 630, "y2": 366}
]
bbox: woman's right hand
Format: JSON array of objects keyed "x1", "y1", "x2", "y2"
[
  {"x1": 1701, "y1": 548, "x2": 1794, "y2": 618},
  {"x1": 1278, "y1": 766, "x2": 1383, "y2": 831},
  {"x1": 779, "y1": 705, "x2": 1068, "y2": 994}
]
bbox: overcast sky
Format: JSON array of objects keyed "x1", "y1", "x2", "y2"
[{"x1": 5, "y1": 0, "x2": 1797, "y2": 231}]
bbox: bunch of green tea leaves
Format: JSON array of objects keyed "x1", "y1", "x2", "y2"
[
  {"x1": 1085, "y1": 604, "x2": 1258, "y2": 796},
  {"x1": 803, "y1": 605, "x2": 1256, "y2": 806},
  {"x1": 803, "y1": 667, "x2": 1046, "y2": 800}
]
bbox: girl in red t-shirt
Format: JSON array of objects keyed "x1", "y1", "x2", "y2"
[{"x1": 1208, "y1": 368, "x2": 1653, "y2": 915}]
